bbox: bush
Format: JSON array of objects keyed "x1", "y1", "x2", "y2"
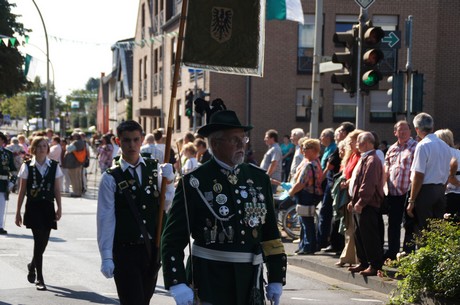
[{"x1": 389, "y1": 219, "x2": 460, "y2": 304}]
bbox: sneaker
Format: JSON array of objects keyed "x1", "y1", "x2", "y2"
[
  {"x1": 292, "y1": 238, "x2": 301, "y2": 244},
  {"x1": 27, "y1": 263, "x2": 36, "y2": 283},
  {"x1": 35, "y1": 280, "x2": 47, "y2": 291},
  {"x1": 0, "y1": 228, "x2": 7, "y2": 234}
]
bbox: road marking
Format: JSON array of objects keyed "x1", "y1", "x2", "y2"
[
  {"x1": 291, "y1": 297, "x2": 320, "y2": 301},
  {"x1": 76, "y1": 238, "x2": 97, "y2": 241},
  {"x1": 0, "y1": 253, "x2": 19, "y2": 256},
  {"x1": 350, "y1": 298, "x2": 384, "y2": 303}
]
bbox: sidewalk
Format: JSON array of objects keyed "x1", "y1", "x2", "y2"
[{"x1": 286, "y1": 246, "x2": 398, "y2": 295}]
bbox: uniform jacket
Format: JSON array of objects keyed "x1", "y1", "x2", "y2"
[
  {"x1": 161, "y1": 158, "x2": 286, "y2": 304},
  {"x1": 107, "y1": 158, "x2": 160, "y2": 244},
  {"x1": 0, "y1": 148, "x2": 17, "y2": 192}
]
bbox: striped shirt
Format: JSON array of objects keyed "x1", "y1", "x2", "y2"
[{"x1": 385, "y1": 138, "x2": 417, "y2": 196}]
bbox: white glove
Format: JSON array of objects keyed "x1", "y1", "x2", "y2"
[
  {"x1": 101, "y1": 259, "x2": 114, "y2": 278},
  {"x1": 266, "y1": 282, "x2": 283, "y2": 305},
  {"x1": 160, "y1": 163, "x2": 175, "y2": 182},
  {"x1": 169, "y1": 283, "x2": 194, "y2": 305}
]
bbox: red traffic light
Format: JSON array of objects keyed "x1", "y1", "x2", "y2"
[
  {"x1": 363, "y1": 49, "x2": 384, "y2": 66},
  {"x1": 363, "y1": 26, "x2": 385, "y2": 45}
]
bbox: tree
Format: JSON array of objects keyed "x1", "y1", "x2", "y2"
[
  {"x1": 0, "y1": 95, "x2": 27, "y2": 118},
  {"x1": 0, "y1": 0, "x2": 29, "y2": 96},
  {"x1": 85, "y1": 77, "x2": 99, "y2": 92}
]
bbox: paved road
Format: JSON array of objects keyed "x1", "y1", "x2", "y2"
[{"x1": 0, "y1": 163, "x2": 390, "y2": 304}]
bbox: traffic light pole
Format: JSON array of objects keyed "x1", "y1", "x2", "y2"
[
  {"x1": 309, "y1": 0, "x2": 323, "y2": 138},
  {"x1": 193, "y1": 70, "x2": 198, "y2": 132},
  {"x1": 32, "y1": 0, "x2": 50, "y2": 128},
  {"x1": 355, "y1": 8, "x2": 366, "y2": 129},
  {"x1": 405, "y1": 16, "x2": 413, "y2": 121}
]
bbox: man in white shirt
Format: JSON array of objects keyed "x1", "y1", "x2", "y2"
[
  {"x1": 407, "y1": 113, "x2": 451, "y2": 235},
  {"x1": 141, "y1": 133, "x2": 164, "y2": 163}
]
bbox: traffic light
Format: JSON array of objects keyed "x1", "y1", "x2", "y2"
[
  {"x1": 387, "y1": 73, "x2": 404, "y2": 113},
  {"x1": 360, "y1": 21, "x2": 385, "y2": 93},
  {"x1": 331, "y1": 26, "x2": 358, "y2": 95},
  {"x1": 412, "y1": 73, "x2": 424, "y2": 113},
  {"x1": 185, "y1": 90, "x2": 194, "y2": 117},
  {"x1": 34, "y1": 95, "x2": 46, "y2": 117},
  {"x1": 387, "y1": 72, "x2": 424, "y2": 114}
]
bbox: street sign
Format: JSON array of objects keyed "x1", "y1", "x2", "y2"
[
  {"x1": 354, "y1": 0, "x2": 375, "y2": 9},
  {"x1": 382, "y1": 31, "x2": 401, "y2": 49},
  {"x1": 320, "y1": 61, "x2": 343, "y2": 73}
]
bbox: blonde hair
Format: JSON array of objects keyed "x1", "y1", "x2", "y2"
[
  {"x1": 434, "y1": 129, "x2": 455, "y2": 147},
  {"x1": 301, "y1": 138, "x2": 321, "y2": 153},
  {"x1": 341, "y1": 129, "x2": 364, "y2": 168},
  {"x1": 182, "y1": 142, "x2": 197, "y2": 155}
]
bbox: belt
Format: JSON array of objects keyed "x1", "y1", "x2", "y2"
[
  {"x1": 0, "y1": 175, "x2": 8, "y2": 180},
  {"x1": 119, "y1": 239, "x2": 152, "y2": 247},
  {"x1": 192, "y1": 245, "x2": 263, "y2": 265}
]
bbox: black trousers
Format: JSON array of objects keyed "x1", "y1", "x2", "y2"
[
  {"x1": 353, "y1": 206, "x2": 384, "y2": 269},
  {"x1": 385, "y1": 194, "x2": 406, "y2": 259},
  {"x1": 413, "y1": 184, "x2": 445, "y2": 234},
  {"x1": 113, "y1": 242, "x2": 157, "y2": 305}
]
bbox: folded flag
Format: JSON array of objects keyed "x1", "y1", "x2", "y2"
[
  {"x1": 267, "y1": 0, "x2": 304, "y2": 24},
  {"x1": 183, "y1": 0, "x2": 265, "y2": 76}
]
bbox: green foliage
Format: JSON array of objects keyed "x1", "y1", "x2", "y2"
[
  {"x1": 0, "y1": 95, "x2": 27, "y2": 118},
  {"x1": 85, "y1": 77, "x2": 99, "y2": 91},
  {"x1": 390, "y1": 219, "x2": 460, "y2": 304},
  {"x1": 0, "y1": 0, "x2": 29, "y2": 96}
]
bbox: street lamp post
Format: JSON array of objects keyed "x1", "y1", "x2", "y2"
[{"x1": 31, "y1": 0, "x2": 50, "y2": 128}]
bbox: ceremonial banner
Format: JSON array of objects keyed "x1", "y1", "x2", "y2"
[
  {"x1": 182, "y1": 0, "x2": 265, "y2": 76},
  {"x1": 266, "y1": 0, "x2": 304, "y2": 24}
]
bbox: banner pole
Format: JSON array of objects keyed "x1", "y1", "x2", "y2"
[{"x1": 155, "y1": 0, "x2": 189, "y2": 262}]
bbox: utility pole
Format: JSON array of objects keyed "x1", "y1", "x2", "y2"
[
  {"x1": 355, "y1": 8, "x2": 366, "y2": 129},
  {"x1": 31, "y1": 0, "x2": 51, "y2": 128},
  {"x1": 193, "y1": 70, "x2": 198, "y2": 132},
  {"x1": 309, "y1": 0, "x2": 323, "y2": 139},
  {"x1": 405, "y1": 16, "x2": 413, "y2": 121}
]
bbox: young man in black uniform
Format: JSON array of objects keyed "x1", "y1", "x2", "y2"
[{"x1": 97, "y1": 120, "x2": 175, "y2": 305}]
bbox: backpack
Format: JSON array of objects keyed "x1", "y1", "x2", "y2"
[{"x1": 72, "y1": 148, "x2": 87, "y2": 164}]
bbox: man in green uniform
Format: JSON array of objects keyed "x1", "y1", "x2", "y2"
[
  {"x1": 0, "y1": 132, "x2": 17, "y2": 234},
  {"x1": 162, "y1": 110, "x2": 286, "y2": 305}
]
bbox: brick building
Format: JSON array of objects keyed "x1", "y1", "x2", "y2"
[{"x1": 131, "y1": 0, "x2": 460, "y2": 161}]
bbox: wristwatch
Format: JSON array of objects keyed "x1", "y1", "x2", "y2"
[{"x1": 408, "y1": 198, "x2": 416, "y2": 204}]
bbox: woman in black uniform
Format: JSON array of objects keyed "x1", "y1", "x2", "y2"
[{"x1": 15, "y1": 136, "x2": 63, "y2": 291}]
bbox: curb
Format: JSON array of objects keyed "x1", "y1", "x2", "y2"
[{"x1": 287, "y1": 254, "x2": 398, "y2": 295}]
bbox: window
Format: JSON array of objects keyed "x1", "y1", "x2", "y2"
[
  {"x1": 143, "y1": 56, "x2": 148, "y2": 99},
  {"x1": 369, "y1": 90, "x2": 395, "y2": 122},
  {"x1": 175, "y1": 99, "x2": 181, "y2": 131},
  {"x1": 296, "y1": 89, "x2": 323, "y2": 122},
  {"x1": 138, "y1": 59, "x2": 142, "y2": 102},
  {"x1": 333, "y1": 90, "x2": 356, "y2": 122},
  {"x1": 171, "y1": 37, "x2": 176, "y2": 66},
  {"x1": 298, "y1": 15, "x2": 316, "y2": 73}
]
